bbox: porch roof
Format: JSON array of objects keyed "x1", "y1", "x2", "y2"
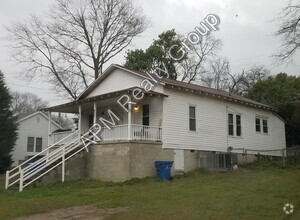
[{"x1": 42, "y1": 87, "x2": 167, "y2": 113}]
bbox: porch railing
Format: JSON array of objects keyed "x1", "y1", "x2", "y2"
[
  {"x1": 131, "y1": 124, "x2": 162, "y2": 141},
  {"x1": 49, "y1": 130, "x2": 78, "y2": 145},
  {"x1": 49, "y1": 124, "x2": 162, "y2": 144},
  {"x1": 99, "y1": 124, "x2": 162, "y2": 141}
]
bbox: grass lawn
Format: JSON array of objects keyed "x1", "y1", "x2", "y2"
[{"x1": 0, "y1": 163, "x2": 299, "y2": 220}]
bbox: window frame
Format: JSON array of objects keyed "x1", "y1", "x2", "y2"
[
  {"x1": 236, "y1": 115, "x2": 242, "y2": 136},
  {"x1": 189, "y1": 105, "x2": 196, "y2": 131},
  {"x1": 27, "y1": 137, "x2": 35, "y2": 152},
  {"x1": 228, "y1": 113, "x2": 234, "y2": 136},
  {"x1": 262, "y1": 119, "x2": 268, "y2": 134},
  {"x1": 228, "y1": 113, "x2": 242, "y2": 137},
  {"x1": 255, "y1": 117, "x2": 269, "y2": 134},
  {"x1": 27, "y1": 137, "x2": 43, "y2": 153},
  {"x1": 35, "y1": 137, "x2": 43, "y2": 152}
]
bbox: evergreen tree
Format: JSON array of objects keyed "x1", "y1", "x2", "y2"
[{"x1": 0, "y1": 70, "x2": 18, "y2": 173}]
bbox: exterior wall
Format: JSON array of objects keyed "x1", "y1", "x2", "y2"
[
  {"x1": 162, "y1": 88, "x2": 286, "y2": 157},
  {"x1": 12, "y1": 114, "x2": 60, "y2": 166},
  {"x1": 132, "y1": 97, "x2": 163, "y2": 127},
  {"x1": 86, "y1": 69, "x2": 164, "y2": 98},
  {"x1": 86, "y1": 142, "x2": 174, "y2": 182}
]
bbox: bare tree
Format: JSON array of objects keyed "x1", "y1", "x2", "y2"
[
  {"x1": 228, "y1": 65, "x2": 270, "y2": 95},
  {"x1": 178, "y1": 34, "x2": 222, "y2": 83},
  {"x1": 202, "y1": 57, "x2": 230, "y2": 90},
  {"x1": 274, "y1": 0, "x2": 300, "y2": 63},
  {"x1": 201, "y1": 58, "x2": 270, "y2": 95},
  {"x1": 6, "y1": 0, "x2": 149, "y2": 99},
  {"x1": 11, "y1": 91, "x2": 73, "y2": 128},
  {"x1": 11, "y1": 92, "x2": 49, "y2": 117}
]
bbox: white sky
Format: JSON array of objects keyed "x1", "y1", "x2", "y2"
[{"x1": 0, "y1": 0, "x2": 299, "y2": 106}]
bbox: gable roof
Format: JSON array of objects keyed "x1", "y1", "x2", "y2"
[
  {"x1": 77, "y1": 64, "x2": 163, "y2": 100},
  {"x1": 78, "y1": 64, "x2": 274, "y2": 111},
  {"x1": 17, "y1": 111, "x2": 63, "y2": 129}
]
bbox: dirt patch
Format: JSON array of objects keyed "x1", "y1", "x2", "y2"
[{"x1": 14, "y1": 205, "x2": 128, "y2": 220}]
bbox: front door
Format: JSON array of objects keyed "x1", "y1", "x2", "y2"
[
  {"x1": 142, "y1": 104, "x2": 149, "y2": 126},
  {"x1": 174, "y1": 149, "x2": 184, "y2": 170}
]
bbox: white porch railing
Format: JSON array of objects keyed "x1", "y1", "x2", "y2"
[
  {"x1": 5, "y1": 130, "x2": 83, "y2": 192},
  {"x1": 100, "y1": 124, "x2": 129, "y2": 141},
  {"x1": 49, "y1": 130, "x2": 77, "y2": 145},
  {"x1": 131, "y1": 124, "x2": 162, "y2": 141},
  {"x1": 98, "y1": 124, "x2": 162, "y2": 141}
]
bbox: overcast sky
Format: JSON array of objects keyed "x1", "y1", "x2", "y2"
[{"x1": 0, "y1": 0, "x2": 299, "y2": 106}]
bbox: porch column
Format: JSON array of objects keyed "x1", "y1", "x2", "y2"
[
  {"x1": 127, "y1": 101, "x2": 133, "y2": 140},
  {"x1": 93, "y1": 102, "x2": 97, "y2": 125},
  {"x1": 48, "y1": 111, "x2": 52, "y2": 146},
  {"x1": 78, "y1": 105, "x2": 82, "y2": 142},
  {"x1": 128, "y1": 102, "x2": 132, "y2": 140},
  {"x1": 127, "y1": 101, "x2": 136, "y2": 140}
]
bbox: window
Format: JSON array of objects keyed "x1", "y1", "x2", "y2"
[
  {"x1": 236, "y1": 115, "x2": 241, "y2": 136},
  {"x1": 255, "y1": 118, "x2": 261, "y2": 132},
  {"x1": 27, "y1": 137, "x2": 34, "y2": 152},
  {"x1": 189, "y1": 106, "x2": 196, "y2": 131},
  {"x1": 27, "y1": 137, "x2": 43, "y2": 152},
  {"x1": 142, "y1": 104, "x2": 149, "y2": 126},
  {"x1": 255, "y1": 117, "x2": 268, "y2": 134},
  {"x1": 36, "y1": 138, "x2": 43, "y2": 152},
  {"x1": 36, "y1": 116, "x2": 40, "y2": 123},
  {"x1": 228, "y1": 113, "x2": 241, "y2": 136},
  {"x1": 263, "y1": 119, "x2": 268, "y2": 134},
  {"x1": 228, "y1": 114, "x2": 234, "y2": 135}
]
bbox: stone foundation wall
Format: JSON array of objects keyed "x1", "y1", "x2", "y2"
[
  {"x1": 38, "y1": 144, "x2": 264, "y2": 185},
  {"x1": 87, "y1": 141, "x2": 174, "y2": 182}
]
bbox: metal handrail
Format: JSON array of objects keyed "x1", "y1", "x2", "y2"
[{"x1": 5, "y1": 130, "x2": 80, "y2": 190}]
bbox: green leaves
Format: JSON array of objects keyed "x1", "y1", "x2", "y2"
[
  {"x1": 0, "y1": 70, "x2": 18, "y2": 173},
  {"x1": 246, "y1": 73, "x2": 300, "y2": 107},
  {"x1": 124, "y1": 29, "x2": 183, "y2": 79},
  {"x1": 246, "y1": 73, "x2": 300, "y2": 146}
]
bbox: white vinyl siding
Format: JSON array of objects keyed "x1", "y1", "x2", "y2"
[
  {"x1": 12, "y1": 113, "x2": 61, "y2": 166},
  {"x1": 86, "y1": 69, "x2": 164, "y2": 98},
  {"x1": 162, "y1": 87, "x2": 286, "y2": 156}
]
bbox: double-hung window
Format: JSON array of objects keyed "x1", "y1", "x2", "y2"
[
  {"x1": 228, "y1": 113, "x2": 242, "y2": 137},
  {"x1": 27, "y1": 137, "x2": 43, "y2": 153},
  {"x1": 256, "y1": 117, "x2": 268, "y2": 134}
]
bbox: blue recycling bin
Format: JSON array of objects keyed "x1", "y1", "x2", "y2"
[{"x1": 154, "y1": 161, "x2": 173, "y2": 180}]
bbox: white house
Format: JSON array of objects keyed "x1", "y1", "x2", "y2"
[
  {"x1": 45, "y1": 64, "x2": 286, "y2": 169},
  {"x1": 6, "y1": 64, "x2": 286, "y2": 191},
  {"x1": 12, "y1": 111, "x2": 62, "y2": 166}
]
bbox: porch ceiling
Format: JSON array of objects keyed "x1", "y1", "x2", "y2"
[{"x1": 41, "y1": 87, "x2": 167, "y2": 113}]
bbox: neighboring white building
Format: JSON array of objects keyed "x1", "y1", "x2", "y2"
[{"x1": 12, "y1": 111, "x2": 62, "y2": 166}]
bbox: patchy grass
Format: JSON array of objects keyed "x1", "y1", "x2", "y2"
[{"x1": 0, "y1": 165, "x2": 300, "y2": 220}]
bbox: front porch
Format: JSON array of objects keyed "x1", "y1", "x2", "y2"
[
  {"x1": 45, "y1": 88, "x2": 165, "y2": 145},
  {"x1": 49, "y1": 124, "x2": 162, "y2": 145}
]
